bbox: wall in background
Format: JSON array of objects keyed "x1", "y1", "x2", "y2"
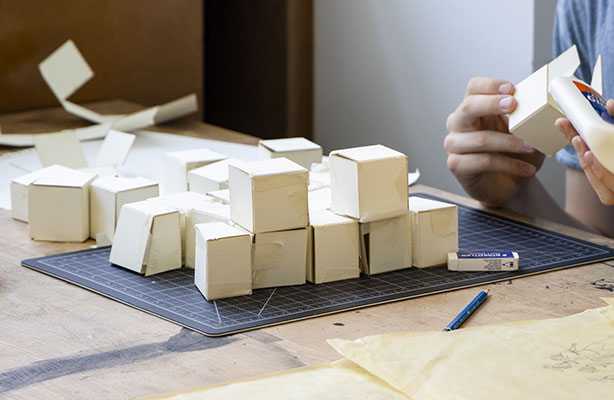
[{"x1": 314, "y1": 0, "x2": 563, "y2": 205}]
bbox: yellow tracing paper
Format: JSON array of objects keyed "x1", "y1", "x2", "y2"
[
  {"x1": 148, "y1": 359, "x2": 410, "y2": 400},
  {"x1": 329, "y1": 298, "x2": 614, "y2": 400}
]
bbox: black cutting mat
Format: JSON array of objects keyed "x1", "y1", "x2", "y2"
[{"x1": 22, "y1": 194, "x2": 614, "y2": 336}]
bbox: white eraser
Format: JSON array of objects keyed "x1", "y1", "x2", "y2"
[{"x1": 447, "y1": 251, "x2": 519, "y2": 272}]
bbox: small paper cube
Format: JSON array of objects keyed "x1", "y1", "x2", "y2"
[
  {"x1": 330, "y1": 144, "x2": 408, "y2": 222},
  {"x1": 409, "y1": 197, "x2": 458, "y2": 268},
  {"x1": 252, "y1": 228, "x2": 308, "y2": 289},
  {"x1": 360, "y1": 213, "x2": 412, "y2": 275},
  {"x1": 188, "y1": 158, "x2": 241, "y2": 194},
  {"x1": 194, "y1": 222, "x2": 252, "y2": 300},
  {"x1": 185, "y1": 201, "x2": 231, "y2": 268},
  {"x1": 229, "y1": 158, "x2": 309, "y2": 233},
  {"x1": 90, "y1": 176, "x2": 159, "y2": 243},
  {"x1": 28, "y1": 167, "x2": 97, "y2": 242},
  {"x1": 259, "y1": 137, "x2": 322, "y2": 169},
  {"x1": 110, "y1": 200, "x2": 181, "y2": 276},
  {"x1": 11, "y1": 164, "x2": 68, "y2": 222},
  {"x1": 308, "y1": 209, "x2": 360, "y2": 284},
  {"x1": 163, "y1": 148, "x2": 226, "y2": 194}
]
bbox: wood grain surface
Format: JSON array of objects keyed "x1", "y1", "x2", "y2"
[{"x1": 1, "y1": 105, "x2": 613, "y2": 399}]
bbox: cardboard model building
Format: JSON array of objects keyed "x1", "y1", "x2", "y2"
[{"x1": 258, "y1": 137, "x2": 323, "y2": 169}]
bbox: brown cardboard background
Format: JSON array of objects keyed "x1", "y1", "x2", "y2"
[{"x1": 0, "y1": 0, "x2": 203, "y2": 118}]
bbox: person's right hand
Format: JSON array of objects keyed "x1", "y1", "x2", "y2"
[{"x1": 444, "y1": 77, "x2": 545, "y2": 207}]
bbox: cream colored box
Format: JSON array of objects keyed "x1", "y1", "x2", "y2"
[
  {"x1": 186, "y1": 201, "x2": 231, "y2": 269},
  {"x1": 229, "y1": 158, "x2": 309, "y2": 234},
  {"x1": 28, "y1": 167, "x2": 97, "y2": 242},
  {"x1": 259, "y1": 137, "x2": 322, "y2": 169},
  {"x1": 329, "y1": 145, "x2": 408, "y2": 222},
  {"x1": 252, "y1": 228, "x2": 308, "y2": 289},
  {"x1": 109, "y1": 200, "x2": 181, "y2": 276},
  {"x1": 10, "y1": 164, "x2": 68, "y2": 222},
  {"x1": 188, "y1": 158, "x2": 241, "y2": 194},
  {"x1": 359, "y1": 213, "x2": 412, "y2": 275},
  {"x1": 148, "y1": 191, "x2": 218, "y2": 267},
  {"x1": 163, "y1": 148, "x2": 226, "y2": 194},
  {"x1": 409, "y1": 197, "x2": 458, "y2": 268},
  {"x1": 509, "y1": 45, "x2": 580, "y2": 156},
  {"x1": 194, "y1": 222, "x2": 252, "y2": 300},
  {"x1": 206, "y1": 189, "x2": 230, "y2": 204},
  {"x1": 308, "y1": 209, "x2": 360, "y2": 284},
  {"x1": 89, "y1": 176, "x2": 159, "y2": 243}
]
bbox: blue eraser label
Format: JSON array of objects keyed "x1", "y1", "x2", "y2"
[
  {"x1": 573, "y1": 80, "x2": 614, "y2": 124},
  {"x1": 457, "y1": 251, "x2": 515, "y2": 259}
]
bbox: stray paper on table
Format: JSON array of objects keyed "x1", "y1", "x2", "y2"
[{"x1": 329, "y1": 298, "x2": 614, "y2": 400}]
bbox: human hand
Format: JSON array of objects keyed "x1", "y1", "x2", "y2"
[
  {"x1": 555, "y1": 99, "x2": 614, "y2": 205},
  {"x1": 445, "y1": 77, "x2": 545, "y2": 207}
]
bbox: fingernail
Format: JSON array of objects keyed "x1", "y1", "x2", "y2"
[
  {"x1": 522, "y1": 141, "x2": 534, "y2": 151},
  {"x1": 499, "y1": 96, "x2": 513, "y2": 111},
  {"x1": 498, "y1": 83, "x2": 512, "y2": 94}
]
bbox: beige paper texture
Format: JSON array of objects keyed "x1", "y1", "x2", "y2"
[
  {"x1": 329, "y1": 299, "x2": 614, "y2": 400},
  {"x1": 148, "y1": 359, "x2": 409, "y2": 400}
]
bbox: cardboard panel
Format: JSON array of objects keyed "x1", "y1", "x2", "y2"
[{"x1": 0, "y1": 0, "x2": 203, "y2": 117}]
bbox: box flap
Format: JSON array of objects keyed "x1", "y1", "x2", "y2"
[
  {"x1": 166, "y1": 148, "x2": 226, "y2": 164},
  {"x1": 195, "y1": 221, "x2": 247, "y2": 241},
  {"x1": 12, "y1": 164, "x2": 71, "y2": 186},
  {"x1": 330, "y1": 144, "x2": 405, "y2": 162},
  {"x1": 409, "y1": 196, "x2": 455, "y2": 213},
  {"x1": 235, "y1": 157, "x2": 307, "y2": 176},
  {"x1": 547, "y1": 44, "x2": 580, "y2": 90},
  {"x1": 260, "y1": 137, "x2": 321, "y2": 152},
  {"x1": 94, "y1": 130, "x2": 136, "y2": 167},
  {"x1": 34, "y1": 130, "x2": 88, "y2": 169},
  {"x1": 591, "y1": 54, "x2": 603, "y2": 95},
  {"x1": 32, "y1": 167, "x2": 96, "y2": 188},
  {"x1": 92, "y1": 176, "x2": 157, "y2": 193}
]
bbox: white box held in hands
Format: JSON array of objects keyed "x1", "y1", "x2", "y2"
[
  {"x1": 163, "y1": 148, "x2": 226, "y2": 194},
  {"x1": 259, "y1": 137, "x2": 322, "y2": 169},
  {"x1": 28, "y1": 167, "x2": 97, "y2": 242},
  {"x1": 252, "y1": 228, "x2": 308, "y2": 289},
  {"x1": 188, "y1": 158, "x2": 242, "y2": 194},
  {"x1": 89, "y1": 176, "x2": 159, "y2": 243},
  {"x1": 308, "y1": 209, "x2": 360, "y2": 284},
  {"x1": 329, "y1": 145, "x2": 408, "y2": 222},
  {"x1": 360, "y1": 213, "x2": 412, "y2": 275},
  {"x1": 409, "y1": 197, "x2": 458, "y2": 268},
  {"x1": 11, "y1": 164, "x2": 68, "y2": 222},
  {"x1": 229, "y1": 158, "x2": 309, "y2": 233},
  {"x1": 110, "y1": 200, "x2": 181, "y2": 276},
  {"x1": 508, "y1": 45, "x2": 580, "y2": 156},
  {"x1": 194, "y1": 222, "x2": 252, "y2": 300}
]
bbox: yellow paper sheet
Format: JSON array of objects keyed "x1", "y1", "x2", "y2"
[
  {"x1": 329, "y1": 298, "x2": 614, "y2": 400},
  {"x1": 148, "y1": 359, "x2": 410, "y2": 400}
]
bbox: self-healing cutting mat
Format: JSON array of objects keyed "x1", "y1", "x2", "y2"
[{"x1": 22, "y1": 194, "x2": 614, "y2": 336}]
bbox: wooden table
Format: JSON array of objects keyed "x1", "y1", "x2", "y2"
[{"x1": 1, "y1": 103, "x2": 614, "y2": 399}]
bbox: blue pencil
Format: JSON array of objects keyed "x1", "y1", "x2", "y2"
[{"x1": 443, "y1": 290, "x2": 489, "y2": 331}]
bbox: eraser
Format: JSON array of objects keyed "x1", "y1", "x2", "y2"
[{"x1": 447, "y1": 251, "x2": 519, "y2": 272}]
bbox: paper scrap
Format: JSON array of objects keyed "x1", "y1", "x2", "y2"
[
  {"x1": 329, "y1": 299, "x2": 614, "y2": 400},
  {"x1": 94, "y1": 130, "x2": 135, "y2": 167},
  {"x1": 38, "y1": 40, "x2": 93, "y2": 101},
  {"x1": 408, "y1": 168, "x2": 420, "y2": 186},
  {"x1": 34, "y1": 131, "x2": 88, "y2": 169},
  {"x1": 147, "y1": 359, "x2": 409, "y2": 400}
]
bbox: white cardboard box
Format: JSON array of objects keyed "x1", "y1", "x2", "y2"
[
  {"x1": 163, "y1": 148, "x2": 226, "y2": 194},
  {"x1": 252, "y1": 228, "x2": 308, "y2": 289},
  {"x1": 229, "y1": 158, "x2": 309, "y2": 233},
  {"x1": 509, "y1": 45, "x2": 580, "y2": 156},
  {"x1": 28, "y1": 167, "x2": 97, "y2": 242},
  {"x1": 148, "y1": 191, "x2": 218, "y2": 267},
  {"x1": 409, "y1": 197, "x2": 458, "y2": 268},
  {"x1": 359, "y1": 213, "x2": 412, "y2": 275},
  {"x1": 308, "y1": 187, "x2": 332, "y2": 210},
  {"x1": 308, "y1": 209, "x2": 360, "y2": 284},
  {"x1": 259, "y1": 137, "x2": 322, "y2": 169},
  {"x1": 185, "y1": 201, "x2": 231, "y2": 268},
  {"x1": 329, "y1": 145, "x2": 408, "y2": 222},
  {"x1": 89, "y1": 176, "x2": 159, "y2": 243},
  {"x1": 188, "y1": 158, "x2": 241, "y2": 194},
  {"x1": 109, "y1": 200, "x2": 182, "y2": 276},
  {"x1": 194, "y1": 222, "x2": 252, "y2": 300},
  {"x1": 206, "y1": 189, "x2": 230, "y2": 205},
  {"x1": 11, "y1": 164, "x2": 69, "y2": 222}
]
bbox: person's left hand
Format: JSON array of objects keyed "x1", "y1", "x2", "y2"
[{"x1": 555, "y1": 99, "x2": 614, "y2": 205}]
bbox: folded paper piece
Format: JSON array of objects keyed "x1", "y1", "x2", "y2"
[
  {"x1": 34, "y1": 130, "x2": 88, "y2": 169},
  {"x1": 148, "y1": 359, "x2": 409, "y2": 400},
  {"x1": 329, "y1": 298, "x2": 614, "y2": 400},
  {"x1": 94, "y1": 130, "x2": 136, "y2": 167}
]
